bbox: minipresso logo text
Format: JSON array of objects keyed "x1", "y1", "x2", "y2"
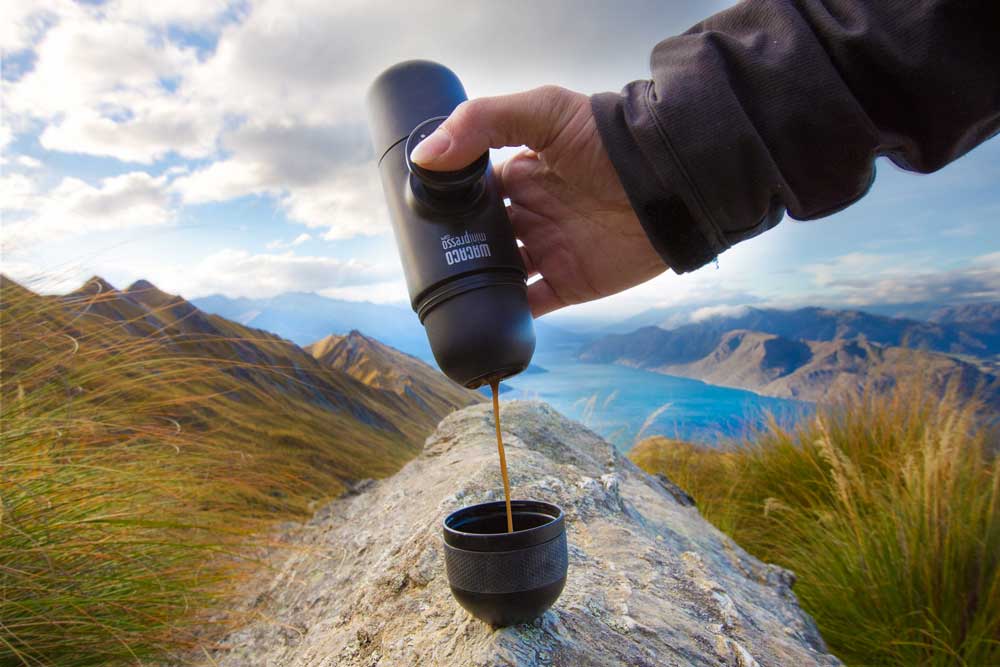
[{"x1": 441, "y1": 231, "x2": 492, "y2": 266}]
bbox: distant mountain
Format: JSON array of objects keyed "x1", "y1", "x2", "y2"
[
  {"x1": 606, "y1": 301, "x2": 1000, "y2": 344},
  {"x1": 657, "y1": 330, "x2": 997, "y2": 406},
  {"x1": 603, "y1": 302, "x2": 759, "y2": 333},
  {"x1": 193, "y1": 291, "x2": 591, "y2": 365},
  {"x1": 192, "y1": 292, "x2": 429, "y2": 356},
  {"x1": 305, "y1": 330, "x2": 482, "y2": 416},
  {"x1": 582, "y1": 306, "x2": 1000, "y2": 363},
  {"x1": 844, "y1": 300, "x2": 1000, "y2": 322},
  {"x1": 578, "y1": 306, "x2": 1000, "y2": 408},
  {"x1": 929, "y1": 302, "x2": 1000, "y2": 325},
  {"x1": 37, "y1": 276, "x2": 481, "y2": 495}
]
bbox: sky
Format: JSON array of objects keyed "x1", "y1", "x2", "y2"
[{"x1": 2, "y1": 0, "x2": 998, "y2": 326}]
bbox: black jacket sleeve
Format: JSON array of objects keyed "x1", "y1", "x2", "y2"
[{"x1": 591, "y1": 0, "x2": 1000, "y2": 274}]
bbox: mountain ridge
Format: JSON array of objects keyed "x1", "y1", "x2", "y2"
[
  {"x1": 11, "y1": 274, "x2": 480, "y2": 499},
  {"x1": 658, "y1": 330, "x2": 998, "y2": 406},
  {"x1": 192, "y1": 291, "x2": 594, "y2": 363},
  {"x1": 594, "y1": 304, "x2": 1000, "y2": 358},
  {"x1": 579, "y1": 306, "x2": 1000, "y2": 408},
  {"x1": 305, "y1": 329, "x2": 483, "y2": 415}
]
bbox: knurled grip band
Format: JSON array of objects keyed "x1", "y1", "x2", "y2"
[
  {"x1": 444, "y1": 533, "x2": 568, "y2": 594},
  {"x1": 415, "y1": 270, "x2": 525, "y2": 322}
]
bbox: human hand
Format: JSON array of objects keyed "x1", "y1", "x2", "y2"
[{"x1": 409, "y1": 86, "x2": 668, "y2": 317}]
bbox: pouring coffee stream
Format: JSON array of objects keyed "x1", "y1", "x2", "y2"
[{"x1": 491, "y1": 380, "x2": 515, "y2": 533}]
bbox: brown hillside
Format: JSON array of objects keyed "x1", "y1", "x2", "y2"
[
  {"x1": 8, "y1": 275, "x2": 471, "y2": 501},
  {"x1": 306, "y1": 330, "x2": 482, "y2": 422},
  {"x1": 657, "y1": 330, "x2": 998, "y2": 407}
]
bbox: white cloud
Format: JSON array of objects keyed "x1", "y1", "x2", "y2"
[
  {"x1": 803, "y1": 252, "x2": 889, "y2": 287},
  {"x1": 690, "y1": 304, "x2": 751, "y2": 322},
  {"x1": 282, "y1": 165, "x2": 387, "y2": 239},
  {"x1": 0, "y1": 173, "x2": 39, "y2": 209},
  {"x1": 0, "y1": 0, "x2": 68, "y2": 53},
  {"x1": 320, "y1": 279, "x2": 409, "y2": 304},
  {"x1": 4, "y1": 0, "x2": 718, "y2": 244},
  {"x1": 157, "y1": 248, "x2": 398, "y2": 298},
  {"x1": 797, "y1": 251, "x2": 1000, "y2": 306},
  {"x1": 1, "y1": 0, "x2": 232, "y2": 54},
  {"x1": 2, "y1": 171, "x2": 173, "y2": 248},
  {"x1": 8, "y1": 10, "x2": 196, "y2": 115},
  {"x1": 38, "y1": 104, "x2": 219, "y2": 164},
  {"x1": 171, "y1": 122, "x2": 386, "y2": 237},
  {"x1": 266, "y1": 232, "x2": 312, "y2": 250},
  {"x1": 0, "y1": 123, "x2": 12, "y2": 153},
  {"x1": 179, "y1": 0, "x2": 717, "y2": 125},
  {"x1": 169, "y1": 159, "x2": 260, "y2": 203},
  {"x1": 5, "y1": 4, "x2": 217, "y2": 164},
  {"x1": 14, "y1": 155, "x2": 43, "y2": 169},
  {"x1": 972, "y1": 252, "x2": 1000, "y2": 268},
  {"x1": 106, "y1": 0, "x2": 236, "y2": 29}
]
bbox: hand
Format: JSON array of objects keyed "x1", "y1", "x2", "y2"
[{"x1": 409, "y1": 86, "x2": 668, "y2": 317}]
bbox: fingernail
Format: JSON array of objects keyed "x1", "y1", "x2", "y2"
[{"x1": 410, "y1": 127, "x2": 451, "y2": 165}]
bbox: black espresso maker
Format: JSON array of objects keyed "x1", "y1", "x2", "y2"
[
  {"x1": 367, "y1": 61, "x2": 566, "y2": 628},
  {"x1": 366, "y1": 60, "x2": 535, "y2": 388}
]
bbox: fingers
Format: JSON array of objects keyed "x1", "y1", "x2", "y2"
[
  {"x1": 527, "y1": 278, "x2": 566, "y2": 318},
  {"x1": 409, "y1": 85, "x2": 579, "y2": 172},
  {"x1": 518, "y1": 244, "x2": 539, "y2": 278},
  {"x1": 492, "y1": 147, "x2": 534, "y2": 203}
]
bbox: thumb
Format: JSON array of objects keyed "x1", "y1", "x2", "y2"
[{"x1": 409, "y1": 85, "x2": 577, "y2": 171}]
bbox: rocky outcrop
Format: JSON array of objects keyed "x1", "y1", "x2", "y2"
[{"x1": 201, "y1": 402, "x2": 841, "y2": 667}]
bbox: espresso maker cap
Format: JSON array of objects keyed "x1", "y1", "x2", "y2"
[{"x1": 367, "y1": 60, "x2": 468, "y2": 164}]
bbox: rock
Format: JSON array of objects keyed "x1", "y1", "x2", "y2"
[
  {"x1": 654, "y1": 473, "x2": 696, "y2": 507},
  {"x1": 198, "y1": 401, "x2": 841, "y2": 667}
]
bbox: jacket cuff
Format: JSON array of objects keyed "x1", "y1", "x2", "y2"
[{"x1": 591, "y1": 88, "x2": 725, "y2": 274}]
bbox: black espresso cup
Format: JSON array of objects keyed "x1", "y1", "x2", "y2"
[{"x1": 443, "y1": 500, "x2": 567, "y2": 626}]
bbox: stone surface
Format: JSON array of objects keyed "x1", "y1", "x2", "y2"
[{"x1": 199, "y1": 401, "x2": 841, "y2": 667}]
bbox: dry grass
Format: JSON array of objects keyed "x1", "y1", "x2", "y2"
[
  {"x1": 631, "y1": 384, "x2": 1000, "y2": 666},
  {"x1": 0, "y1": 278, "x2": 418, "y2": 665}
]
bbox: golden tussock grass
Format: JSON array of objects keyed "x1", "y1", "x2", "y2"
[
  {"x1": 0, "y1": 277, "x2": 412, "y2": 665},
  {"x1": 631, "y1": 383, "x2": 1000, "y2": 665}
]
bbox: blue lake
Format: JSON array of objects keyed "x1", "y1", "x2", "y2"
[{"x1": 501, "y1": 348, "x2": 812, "y2": 451}]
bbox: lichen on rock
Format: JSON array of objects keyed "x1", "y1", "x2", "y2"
[{"x1": 197, "y1": 401, "x2": 841, "y2": 666}]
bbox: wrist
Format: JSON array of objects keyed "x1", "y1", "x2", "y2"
[{"x1": 590, "y1": 90, "x2": 718, "y2": 274}]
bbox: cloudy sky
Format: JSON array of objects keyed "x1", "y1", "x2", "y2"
[{"x1": 2, "y1": 0, "x2": 998, "y2": 324}]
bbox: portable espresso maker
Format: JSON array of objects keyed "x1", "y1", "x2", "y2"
[
  {"x1": 367, "y1": 61, "x2": 567, "y2": 626},
  {"x1": 366, "y1": 59, "x2": 535, "y2": 389}
]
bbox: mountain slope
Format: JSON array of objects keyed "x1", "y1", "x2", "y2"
[
  {"x1": 591, "y1": 305, "x2": 1000, "y2": 360},
  {"x1": 192, "y1": 291, "x2": 429, "y2": 355},
  {"x1": 193, "y1": 291, "x2": 592, "y2": 364},
  {"x1": 64, "y1": 277, "x2": 404, "y2": 431},
  {"x1": 306, "y1": 330, "x2": 482, "y2": 424},
  {"x1": 579, "y1": 306, "x2": 1000, "y2": 408},
  {"x1": 2, "y1": 275, "x2": 496, "y2": 664},
  {"x1": 657, "y1": 331, "x2": 998, "y2": 406},
  {"x1": 17, "y1": 276, "x2": 477, "y2": 501},
  {"x1": 929, "y1": 301, "x2": 1000, "y2": 324}
]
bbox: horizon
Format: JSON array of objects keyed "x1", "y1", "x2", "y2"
[
  {"x1": 3, "y1": 0, "x2": 998, "y2": 323},
  {"x1": 15, "y1": 272, "x2": 995, "y2": 335}
]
